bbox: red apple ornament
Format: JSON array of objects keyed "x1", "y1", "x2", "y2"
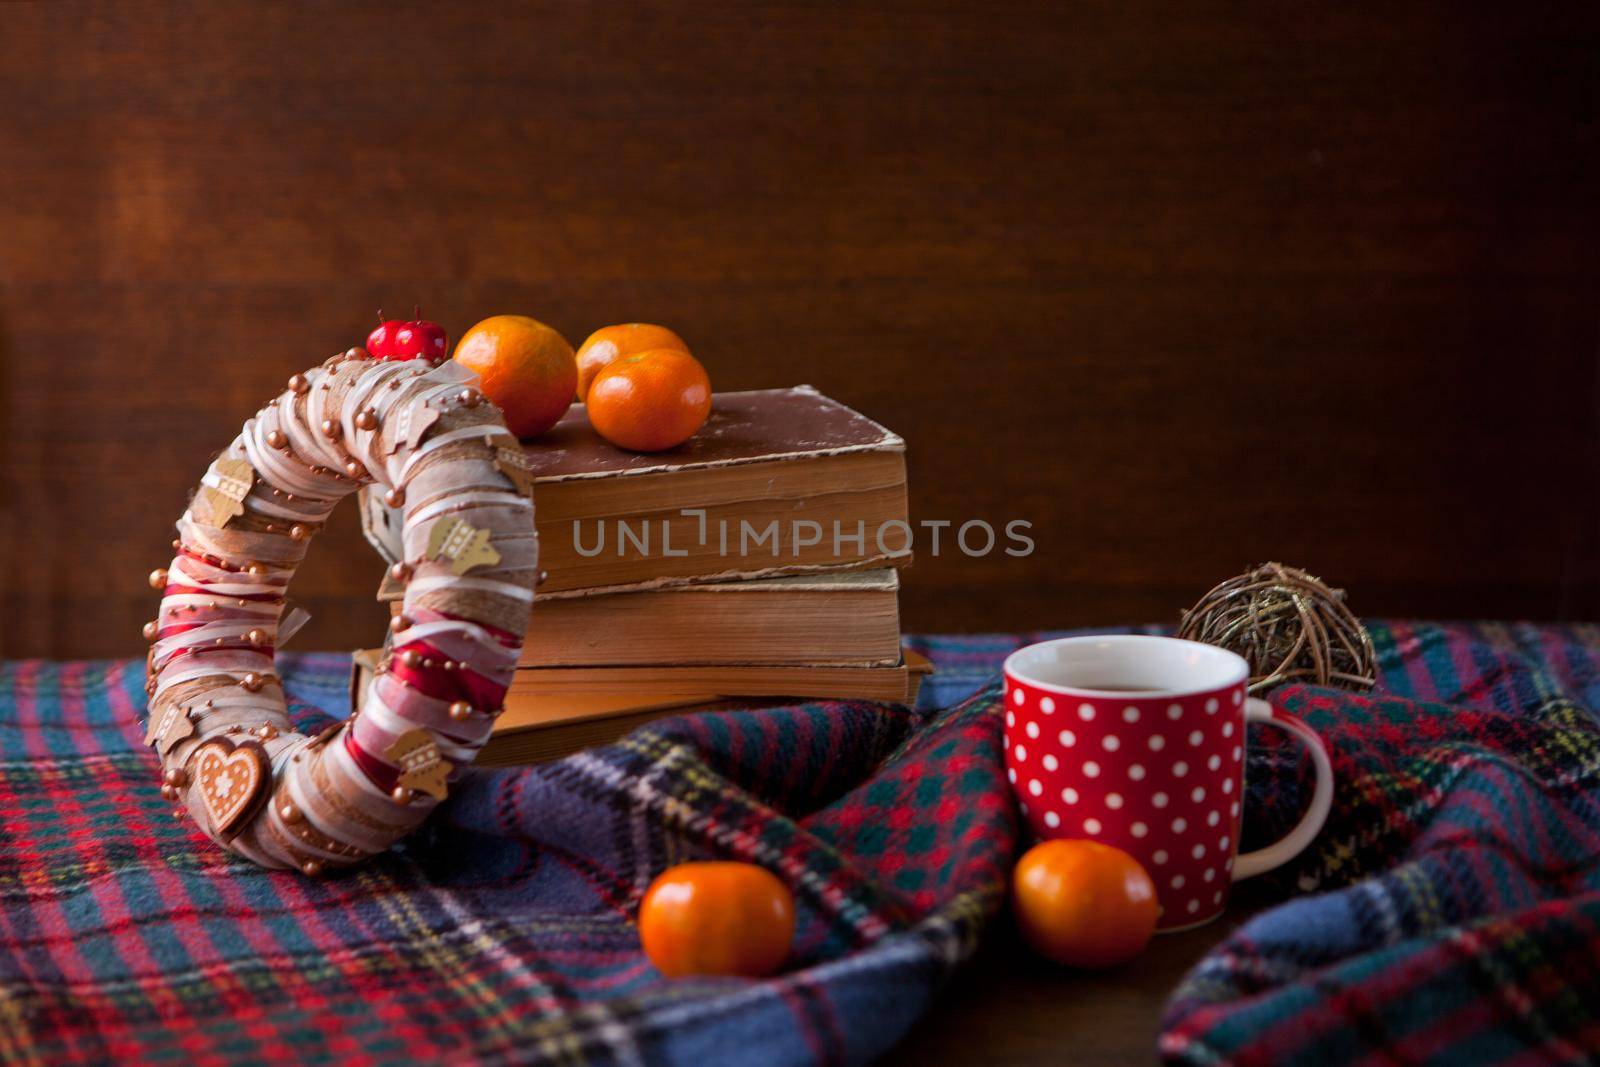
[
  {"x1": 367, "y1": 315, "x2": 403, "y2": 359},
  {"x1": 395, "y1": 318, "x2": 448, "y2": 362},
  {"x1": 367, "y1": 309, "x2": 447, "y2": 363}
]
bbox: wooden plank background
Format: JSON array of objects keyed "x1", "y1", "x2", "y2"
[{"x1": 2, "y1": 1, "x2": 1596, "y2": 659}]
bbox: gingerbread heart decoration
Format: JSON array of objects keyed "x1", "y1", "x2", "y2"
[{"x1": 191, "y1": 737, "x2": 271, "y2": 838}]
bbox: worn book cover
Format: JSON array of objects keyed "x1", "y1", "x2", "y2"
[{"x1": 363, "y1": 385, "x2": 910, "y2": 595}]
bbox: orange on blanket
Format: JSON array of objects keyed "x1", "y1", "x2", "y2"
[{"x1": 639, "y1": 862, "x2": 795, "y2": 977}]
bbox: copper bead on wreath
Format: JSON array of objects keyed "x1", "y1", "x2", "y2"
[
  {"x1": 240, "y1": 672, "x2": 266, "y2": 693},
  {"x1": 355, "y1": 407, "x2": 379, "y2": 431},
  {"x1": 384, "y1": 487, "x2": 406, "y2": 508},
  {"x1": 148, "y1": 568, "x2": 168, "y2": 589},
  {"x1": 448, "y1": 701, "x2": 472, "y2": 722},
  {"x1": 390, "y1": 561, "x2": 413, "y2": 582}
]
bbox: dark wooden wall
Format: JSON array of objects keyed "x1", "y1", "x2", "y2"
[{"x1": 2, "y1": 1, "x2": 1596, "y2": 659}]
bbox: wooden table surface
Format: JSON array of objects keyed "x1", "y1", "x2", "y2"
[{"x1": 882, "y1": 901, "x2": 1259, "y2": 1065}]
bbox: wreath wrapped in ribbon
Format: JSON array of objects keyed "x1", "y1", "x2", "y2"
[{"x1": 143, "y1": 346, "x2": 538, "y2": 874}]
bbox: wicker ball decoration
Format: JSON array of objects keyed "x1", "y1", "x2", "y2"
[{"x1": 1176, "y1": 562, "x2": 1376, "y2": 694}]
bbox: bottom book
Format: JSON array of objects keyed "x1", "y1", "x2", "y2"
[{"x1": 349, "y1": 649, "x2": 931, "y2": 766}]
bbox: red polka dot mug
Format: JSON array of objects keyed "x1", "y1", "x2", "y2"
[{"x1": 1003, "y1": 635, "x2": 1333, "y2": 931}]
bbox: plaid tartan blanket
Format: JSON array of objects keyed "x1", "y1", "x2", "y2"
[
  {"x1": 1, "y1": 621, "x2": 1596, "y2": 1064},
  {"x1": 1156, "y1": 621, "x2": 1600, "y2": 1065},
  {"x1": 0, "y1": 648, "x2": 1012, "y2": 1066}
]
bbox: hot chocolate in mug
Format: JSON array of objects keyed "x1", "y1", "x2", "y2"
[{"x1": 1003, "y1": 635, "x2": 1333, "y2": 930}]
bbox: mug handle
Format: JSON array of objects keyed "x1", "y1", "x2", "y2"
[{"x1": 1232, "y1": 697, "x2": 1334, "y2": 880}]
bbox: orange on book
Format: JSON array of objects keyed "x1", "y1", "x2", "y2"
[
  {"x1": 453, "y1": 315, "x2": 577, "y2": 438},
  {"x1": 587, "y1": 348, "x2": 711, "y2": 452},
  {"x1": 575, "y1": 323, "x2": 689, "y2": 400}
]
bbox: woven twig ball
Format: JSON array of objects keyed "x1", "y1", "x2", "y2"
[{"x1": 1176, "y1": 562, "x2": 1376, "y2": 694}]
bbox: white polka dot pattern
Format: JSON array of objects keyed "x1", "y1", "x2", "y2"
[{"x1": 1002, "y1": 675, "x2": 1249, "y2": 929}]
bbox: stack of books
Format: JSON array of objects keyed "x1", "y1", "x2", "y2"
[{"x1": 359, "y1": 386, "x2": 927, "y2": 764}]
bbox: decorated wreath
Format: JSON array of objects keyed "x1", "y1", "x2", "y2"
[{"x1": 143, "y1": 339, "x2": 538, "y2": 874}]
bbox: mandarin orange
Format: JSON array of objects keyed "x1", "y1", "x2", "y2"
[
  {"x1": 585, "y1": 348, "x2": 711, "y2": 452},
  {"x1": 575, "y1": 323, "x2": 690, "y2": 401},
  {"x1": 1011, "y1": 839, "x2": 1159, "y2": 969},
  {"x1": 453, "y1": 315, "x2": 577, "y2": 438},
  {"x1": 638, "y1": 862, "x2": 795, "y2": 978}
]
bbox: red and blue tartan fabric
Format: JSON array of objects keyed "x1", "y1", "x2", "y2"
[
  {"x1": 1158, "y1": 621, "x2": 1600, "y2": 1065},
  {"x1": 0, "y1": 621, "x2": 1596, "y2": 1064},
  {"x1": 0, "y1": 647, "x2": 1013, "y2": 1065}
]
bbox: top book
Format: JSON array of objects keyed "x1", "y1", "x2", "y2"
[
  {"x1": 363, "y1": 386, "x2": 911, "y2": 595},
  {"x1": 527, "y1": 383, "x2": 903, "y2": 480}
]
